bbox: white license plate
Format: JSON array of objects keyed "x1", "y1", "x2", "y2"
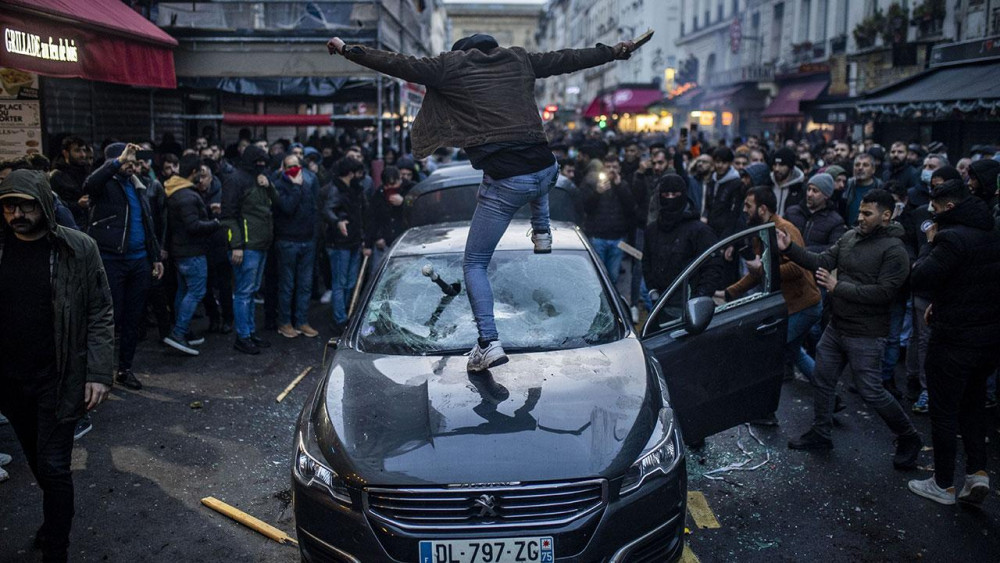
[{"x1": 419, "y1": 536, "x2": 554, "y2": 563}]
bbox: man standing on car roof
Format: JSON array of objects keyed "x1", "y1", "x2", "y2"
[{"x1": 327, "y1": 32, "x2": 642, "y2": 371}]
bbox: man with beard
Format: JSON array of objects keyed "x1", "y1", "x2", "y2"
[
  {"x1": 222, "y1": 145, "x2": 278, "y2": 355},
  {"x1": 718, "y1": 187, "x2": 821, "y2": 417},
  {"x1": 0, "y1": 170, "x2": 114, "y2": 562},
  {"x1": 907, "y1": 179, "x2": 1000, "y2": 505},
  {"x1": 769, "y1": 147, "x2": 806, "y2": 216},
  {"x1": 779, "y1": 189, "x2": 921, "y2": 467},
  {"x1": 323, "y1": 157, "x2": 368, "y2": 336},
  {"x1": 49, "y1": 136, "x2": 91, "y2": 226},
  {"x1": 643, "y1": 174, "x2": 720, "y2": 309},
  {"x1": 785, "y1": 173, "x2": 847, "y2": 252},
  {"x1": 841, "y1": 153, "x2": 883, "y2": 226},
  {"x1": 884, "y1": 141, "x2": 920, "y2": 192},
  {"x1": 83, "y1": 143, "x2": 164, "y2": 391},
  {"x1": 832, "y1": 140, "x2": 852, "y2": 168}
]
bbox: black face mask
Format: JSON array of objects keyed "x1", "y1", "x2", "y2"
[{"x1": 657, "y1": 194, "x2": 687, "y2": 231}]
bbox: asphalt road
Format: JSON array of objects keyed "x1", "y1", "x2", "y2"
[{"x1": 1, "y1": 304, "x2": 998, "y2": 562}]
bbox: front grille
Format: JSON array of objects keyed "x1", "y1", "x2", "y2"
[{"x1": 364, "y1": 479, "x2": 607, "y2": 531}]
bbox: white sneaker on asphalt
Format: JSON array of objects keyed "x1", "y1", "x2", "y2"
[
  {"x1": 467, "y1": 340, "x2": 509, "y2": 372},
  {"x1": 530, "y1": 230, "x2": 552, "y2": 254},
  {"x1": 958, "y1": 471, "x2": 990, "y2": 505},
  {"x1": 0, "y1": 452, "x2": 11, "y2": 466},
  {"x1": 908, "y1": 476, "x2": 956, "y2": 505}
]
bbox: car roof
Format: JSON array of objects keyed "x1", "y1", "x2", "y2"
[
  {"x1": 410, "y1": 162, "x2": 484, "y2": 195},
  {"x1": 391, "y1": 220, "x2": 586, "y2": 256}
]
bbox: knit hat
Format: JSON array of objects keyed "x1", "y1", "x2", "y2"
[
  {"x1": 744, "y1": 162, "x2": 770, "y2": 187},
  {"x1": 656, "y1": 173, "x2": 687, "y2": 194},
  {"x1": 808, "y1": 173, "x2": 835, "y2": 198},
  {"x1": 772, "y1": 147, "x2": 797, "y2": 167},
  {"x1": 104, "y1": 142, "x2": 127, "y2": 160},
  {"x1": 824, "y1": 164, "x2": 847, "y2": 178},
  {"x1": 931, "y1": 165, "x2": 962, "y2": 183}
]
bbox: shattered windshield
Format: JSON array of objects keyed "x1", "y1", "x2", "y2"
[{"x1": 357, "y1": 250, "x2": 622, "y2": 355}]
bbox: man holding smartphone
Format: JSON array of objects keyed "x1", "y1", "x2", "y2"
[{"x1": 83, "y1": 143, "x2": 164, "y2": 389}]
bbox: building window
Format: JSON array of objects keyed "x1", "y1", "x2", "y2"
[
  {"x1": 772, "y1": 2, "x2": 784, "y2": 59},
  {"x1": 717, "y1": 2, "x2": 724, "y2": 21},
  {"x1": 732, "y1": 0, "x2": 739, "y2": 16},
  {"x1": 799, "y1": 0, "x2": 811, "y2": 42},
  {"x1": 817, "y1": 0, "x2": 828, "y2": 42},
  {"x1": 838, "y1": 0, "x2": 849, "y2": 35}
]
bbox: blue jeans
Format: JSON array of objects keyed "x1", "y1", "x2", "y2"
[
  {"x1": 173, "y1": 256, "x2": 208, "y2": 336},
  {"x1": 464, "y1": 163, "x2": 557, "y2": 341},
  {"x1": 787, "y1": 302, "x2": 821, "y2": 381},
  {"x1": 882, "y1": 299, "x2": 906, "y2": 382},
  {"x1": 328, "y1": 247, "x2": 361, "y2": 325},
  {"x1": 276, "y1": 240, "x2": 315, "y2": 326},
  {"x1": 232, "y1": 249, "x2": 267, "y2": 339},
  {"x1": 590, "y1": 237, "x2": 625, "y2": 284}
]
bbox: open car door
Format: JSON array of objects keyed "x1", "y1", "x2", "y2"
[{"x1": 640, "y1": 223, "x2": 788, "y2": 444}]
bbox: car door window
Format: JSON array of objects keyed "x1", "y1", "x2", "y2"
[{"x1": 643, "y1": 223, "x2": 777, "y2": 337}]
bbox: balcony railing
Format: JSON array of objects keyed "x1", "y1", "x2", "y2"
[{"x1": 705, "y1": 64, "x2": 775, "y2": 88}]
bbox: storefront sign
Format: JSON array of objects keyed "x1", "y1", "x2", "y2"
[
  {"x1": 0, "y1": 66, "x2": 42, "y2": 161},
  {"x1": 4, "y1": 28, "x2": 78, "y2": 63},
  {"x1": 930, "y1": 37, "x2": 1000, "y2": 67}
]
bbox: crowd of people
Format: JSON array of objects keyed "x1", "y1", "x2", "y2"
[
  {"x1": 1, "y1": 122, "x2": 999, "y2": 560},
  {"x1": 545, "y1": 124, "x2": 999, "y2": 508}
]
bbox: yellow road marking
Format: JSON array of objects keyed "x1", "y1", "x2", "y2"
[
  {"x1": 681, "y1": 544, "x2": 701, "y2": 563},
  {"x1": 687, "y1": 491, "x2": 721, "y2": 529}
]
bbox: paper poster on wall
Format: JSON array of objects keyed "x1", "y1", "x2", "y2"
[{"x1": 0, "y1": 66, "x2": 42, "y2": 160}]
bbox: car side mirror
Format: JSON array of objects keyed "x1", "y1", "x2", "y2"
[{"x1": 684, "y1": 296, "x2": 715, "y2": 336}]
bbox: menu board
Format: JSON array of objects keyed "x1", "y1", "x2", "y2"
[{"x1": 0, "y1": 66, "x2": 42, "y2": 161}]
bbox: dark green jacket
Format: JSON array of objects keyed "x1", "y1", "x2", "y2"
[
  {"x1": 343, "y1": 44, "x2": 616, "y2": 159},
  {"x1": 220, "y1": 146, "x2": 278, "y2": 251},
  {"x1": 0, "y1": 170, "x2": 115, "y2": 422},
  {"x1": 785, "y1": 222, "x2": 909, "y2": 337}
]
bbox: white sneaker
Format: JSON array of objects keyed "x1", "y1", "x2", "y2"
[
  {"x1": 0, "y1": 466, "x2": 8, "y2": 483},
  {"x1": 908, "y1": 476, "x2": 956, "y2": 505},
  {"x1": 958, "y1": 471, "x2": 990, "y2": 505},
  {"x1": 531, "y1": 230, "x2": 552, "y2": 254},
  {"x1": 0, "y1": 452, "x2": 11, "y2": 466},
  {"x1": 320, "y1": 290, "x2": 332, "y2": 304},
  {"x1": 467, "y1": 340, "x2": 509, "y2": 372}
]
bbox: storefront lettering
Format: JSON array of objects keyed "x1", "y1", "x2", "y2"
[
  {"x1": 0, "y1": 103, "x2": 26, "y2": 123},
  {"x1": 4, "y1": 28, "x2": 78, "y2": 63}
]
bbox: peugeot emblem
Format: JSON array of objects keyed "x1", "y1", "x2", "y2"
[{"x1": 474, "y1": 494, "x2": 498, "y2": 518}]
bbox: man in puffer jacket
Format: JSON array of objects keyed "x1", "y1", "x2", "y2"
[
  {"x1": 221, "y1": 145, "x2": 278, "y2": 355},
  {"x1": 163, "y1": 155, "x2": 220, "y2": 356},
  {"x1": 907, "y1": 179, "x2": 1000, "y2": 506}
]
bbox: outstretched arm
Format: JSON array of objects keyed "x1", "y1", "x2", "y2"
[
  {"x1": 328, "y1": 37, "x2": 445, "y2": 87},
  {"x1": 527, "y1": 41, "x2": 633, "y2": 78}
]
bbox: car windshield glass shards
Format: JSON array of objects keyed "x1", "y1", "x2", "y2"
[{"x1": 357, "y1": 250, "x2": 621, "y2": 355}]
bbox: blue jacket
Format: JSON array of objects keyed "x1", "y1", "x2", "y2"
[{"x1": 273, "y1": 169, "x2": 319, "y2": 242}]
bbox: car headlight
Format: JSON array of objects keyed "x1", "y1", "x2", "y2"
[
  {"x1": 294, "y1": 424, "x2": 352, "y2": 507},
  {"x1": 620, "y1": 407, "x2": 681, "y2": 495}
]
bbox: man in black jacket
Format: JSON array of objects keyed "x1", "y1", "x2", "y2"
[
  {"x1": 907, "y1": 180, "x2": 1000, "y2": 506},
  {"x1": 49, "y1": 136, "x2": 91, "y2": 226},
  {"x1": 327, "y1": 32, "x2": 638, "y2": 371},
  {"x1": 643, "y1": 174, "x2": 720, "y2": 319},
  {"x1": 582, "y1": 154, "x2": 636, "y2": 284},
  {"x1": 883, "y1": 141, "x2": 920, "y2": 193},
  {"x1": 163, "y1": 155, "x2": 220, "y2": 356},
  {"x1": 704, "y1": 147, "x2": 745, "y2": 284},
  {"x1": 366, "y1": 166, "x2": 408, "y2": 268},
  {"x1": 274, "y1": 155, "x2": 320, "y2": 339},
  {"x1": 322, "y1": 157, "x2": 368, "y2": 335},
  {"x1": 83, "y1": 143, "x2": 164, "y2": 390},
  {"x1": 779, "y1": 189, "x2": 922, "y2": 468}
]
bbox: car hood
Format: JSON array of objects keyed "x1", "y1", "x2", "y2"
[{"x1": 315, "y1": 337, "x2": 658, "y2": 486}]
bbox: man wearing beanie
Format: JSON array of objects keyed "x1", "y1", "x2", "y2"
[
  {"x1": 643, "y1": 174, "x2": 721, "y2": 305},
  {"x1": 769, "y1": 147, "x2": 805, "y2": 216},
  {"x1": 785, "y1": 173, "x2": 847, "y2": 252},
  {"x1": 327, "y1": 31, "x2": 643, "y2": 371},
  {"x1": 83, "y1": 142, "x2": 164, "y2": 391}
]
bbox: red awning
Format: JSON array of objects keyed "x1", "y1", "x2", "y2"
[
  {"x1": 761, "y1": 79, "x2": 828, "y2": 120},
  {"x1": 583, "y1": 88, "x2": 662, "y2": 118},
  {"x1": 0, "y1": 0, "x2": 177, "y2": 89},
  {"x1": 222, "y1": 113, "x2": 335, "y2": 127}
]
